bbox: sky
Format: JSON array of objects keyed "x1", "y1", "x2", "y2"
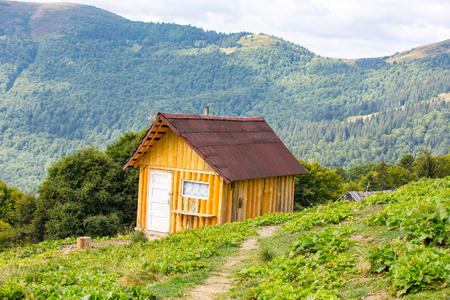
[{"x1": 22, "y1": 0, "x2": 450, "y2": 58}]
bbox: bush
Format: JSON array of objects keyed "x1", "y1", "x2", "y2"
[
  {"x1": 129, "y1": 230, "x2": 149, "y2": 244},
  {"x1": 34, "y1": 147, "x2": 136, "y2": 240},
  {"x1": 367, "y1": 177, "x2": 450, "y2": 246},
  {"x1": 367, "y1": 242, "x2": 450, "y2": 296},
  {"x1": 82, "y1": 213, "x2": 121, "y2": 237}
]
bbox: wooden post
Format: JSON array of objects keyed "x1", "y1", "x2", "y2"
[{"x1": 77, "y1": 237, "x2": 91, "y2": 249}]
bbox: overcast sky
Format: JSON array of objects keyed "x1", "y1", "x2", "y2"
[{"x1": 23, "y1": 0, "x2": 450, "y2": 58}]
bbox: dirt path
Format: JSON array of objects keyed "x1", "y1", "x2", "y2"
[{"x1": 178, "y1": 225, "x2": 281, "y2": 300}]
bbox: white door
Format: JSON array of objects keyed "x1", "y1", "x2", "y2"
[{"x1": 147, "y1": 171, "x2": 172, "y2": 232}]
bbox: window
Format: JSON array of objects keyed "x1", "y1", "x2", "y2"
[{"x1": 181, "y1": 180, "x2": 210, "y2": 199}]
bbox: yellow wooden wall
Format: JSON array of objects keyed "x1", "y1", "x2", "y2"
[
  {"x1": 135, "y1": 130, "x2": 226, "y2": 233},
  {"x1": 223, "y1": 175, "x2": 295, "y2": 223},
  {"x1": 135, "y1": 128, "x2": 295, "y2": 234}
]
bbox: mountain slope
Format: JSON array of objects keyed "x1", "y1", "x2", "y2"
[
  {"x1": 0, "y1": 0, "x2": 128, "y2": 39},
  {"x1": 386, "y1": 39, "x2": 450, "y2": 64},
  {"x1": 0, "y1": 1, "x2": 449, "y2": 191}
]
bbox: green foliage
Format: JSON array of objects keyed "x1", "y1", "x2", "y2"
[
  {"x1": 0, "y1": 181, "x2": 23, "y2": 224},
  {"x1": 104, "y1": 129, "x2": 145, "y2": 226},
  {"x1": 0, "y1": 181, "x2": 36, "y2": 250},
  {"x1": 0, "y1": 127, "x2": 144, "y2": 249},
  {"x1": 414, "y1": 149, "x2": 437, "y2": 178},
  {"x1": 359, "y1": 161, "x2": 414, "y2": 191},
  {"x1": 436, "y1": 154, "x2": 450, "y2": 178},
  {"x1": 259, "y1": 247, "x2": 275, "y2": 262},
  {"x1": 365, "y1": 177, "x2": 450, "y2": 296},
  {"x1": 388, "y1": 244, "x2": 450, "y2": 296},
  {"x1": 368, "y1": 177, "x2": 450, "y2": 246},
  {"x1": 367, "y1": 242, "x2": 450, "y2": 296},
  {"x1": 398, "y1": 153, "x2": 415, "y2": 171},
  {"x1": 1, "y1": 178, "x2": 450, "y2": 299},
  {"x1": 337, "y1": 158, "x2": 417, "y2": 192},
  {"x1": 238, "y1": 225, "x2": 356, "y2": 299},
  {"x1": 233, "y1": 177, "x2": 450, "y2": 299},
  {"x1": 413, "y1": 149, "x2": 450, "y2": 179},
  {"x1": 250, "y1": 211, "x2": 298, "y2": 227},
  {"x1": 34, "y1": 147, "x2": 136, "y2": 240},
  {"x1": 367, "y1": 243, "x2": 397, "y2": 273},
  {"x1": 345, "y1": 162, "x2": 376, "y2": 183},
  {"x1": 129, "y1": 230, "x2": 149, "y2": 244},
  {"x1": 281, "y1": 101, "x2": 450, "y2": 171},
  {"x1": 82, "y1": 213, "x2": 121, "y2": 237},
  {"x1": 283, "y1": 201, "x2": 357, "y2": 233},
  {"x1": 105, "y1": 129, "x2": 147, "y2": 165},
  {"x1": 294, "y1": 160, "x2": 344, "y2": 207},
  {"x1": 0, "y1": 220, "x2": 12, "y2": 251},
  {"x1": 289, "y1": 226, "x2": 354, "y2": 256},
  {"x1": 0, "y1": 217, "x2": 256, "y2": 299}
]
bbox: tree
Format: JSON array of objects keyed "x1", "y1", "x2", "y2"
[
  {"x1": 294, "y1": 160, "x2": 344, "y2": 208},
  {"x1": 105, "y1": 129, "x2": 147, "y2": 165},
  {"x1": 414, "y1": 149, "x2": 437, "y2": 179},
  {"x1": 397, "y1": 153, "x2": 415, "y2": 172},
  {"x1": 435, "y1": 153, "x2": 450, "y2": 178},
  {"x1": 333, "y1": 166, "x2": 347, "y2": 182},
  {"x1": 346, "y1": 163, "x2": 375, "y2": 183},
  {"x1": 33, "y1": 147, "x2": 135, "y2": 240},
  {"x1": 359, "y1": 161, "x2": 414, "y2": 191},
  {"x1": 375, "y1": 160, "x2": 390, "y2": 190},
  {"x1": 0, "y1": 181, "x2": 37, "y2": 249},
  {"x1": 0, "y1": 180, "x2": 18, "y2": 224},
  {"x1": 105, "y1": 129, "x2": 146, "y2": 226}
]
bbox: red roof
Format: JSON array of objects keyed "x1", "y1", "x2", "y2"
[{"x1": 124, "y1": 113, "x2": 307, "y2": 183}]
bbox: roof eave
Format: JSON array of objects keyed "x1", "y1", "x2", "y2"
[{"x1": 123, "y1": 114, "x2": 162, "y2": 170}]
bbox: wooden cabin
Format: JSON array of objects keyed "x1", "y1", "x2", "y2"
[{"x1": 124, "y1": 112, "x2": 307, "y2": 234}]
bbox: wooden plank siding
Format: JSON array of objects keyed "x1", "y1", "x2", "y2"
[
  {"x1": 137, "y1": 168, "x2": 223, "y2": 233},
  {"x1": 135, "y1": 128, "x2": 296, "y2": 234},
  {"x1": 226, "y1": 175, "x2": 295, "y2": 223},
  {"x1": 136, "y1": 130, "x2": 222, "y2": 233}
]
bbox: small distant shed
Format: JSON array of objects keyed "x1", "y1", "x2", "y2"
[
  {"x1": 337, "y1": 190, "x2": 396, "y2": 202},
  {"x1": 124, "y1": 112, "x2": 307, "y2": 234}
]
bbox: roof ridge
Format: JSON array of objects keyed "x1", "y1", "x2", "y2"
[{"x1": 160, "y1": 112, "x2": 265, "y2": 121}]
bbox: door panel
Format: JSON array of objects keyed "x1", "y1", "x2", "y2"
[{"x1": 147, "y1": 171, "x2": 172, "y2": 232}]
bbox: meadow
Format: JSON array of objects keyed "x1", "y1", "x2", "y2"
[{"x1": 1, "y1": 177, "x2": 449, "y2": 299}]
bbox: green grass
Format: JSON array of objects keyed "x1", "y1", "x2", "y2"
[
  {"x1": 0, "y1": 221, "x2": 257, "y2": 299},
  {"x1": 230, "y1": 177, "x2": 450, "y2": 299},
  {"x1": 1, "y1": 177, "x2": 450, "y2": 299}
]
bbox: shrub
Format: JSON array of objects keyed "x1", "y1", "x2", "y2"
[
  {"x1": 34, "y1": 147, "x2": 136, "y2": 240},
  {"x1": 129, "y1": 230, "x2": 148, "y2": 244}
]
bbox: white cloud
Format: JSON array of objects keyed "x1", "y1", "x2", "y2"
[{"x1": 19, "y1": 0, "x2": 450, "y2": 58}]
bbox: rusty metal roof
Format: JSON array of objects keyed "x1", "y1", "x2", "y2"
[{"x1": 124, "y1": 112, "x2": 307, "y2": 183}]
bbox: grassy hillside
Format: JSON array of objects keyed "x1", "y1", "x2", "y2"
[
  {"x1": 0, "y1": 1, "x2": 449, "y2": 191},
  {"x1": 1, "y1": 177, "x2": 449, "y2": 299},
  {"x1": 386, "y1": 39, "x2": 450, "y2": 64}
]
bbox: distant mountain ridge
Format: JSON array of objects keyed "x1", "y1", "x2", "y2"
[
  {"x1": 386, "y1": 39, "x2": 450, "y2": 64},
  {"x1": 0, "y1": 1, "x2": 449, "y2": 191},
  {"x1": 0, "y1": 0, "x2": 128, "y2": 39}
]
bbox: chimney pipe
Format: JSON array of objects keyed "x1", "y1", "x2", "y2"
[{"x1": 204, "y1": 106, "x2": 209, "y2": 116}]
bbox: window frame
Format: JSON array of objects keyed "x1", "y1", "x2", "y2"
[{"x1": 181, "y1": 180, "x2": 210, "y2": 200}]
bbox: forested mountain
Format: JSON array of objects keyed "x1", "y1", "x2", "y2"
[{"x1": 0, "y1": 1, "x2": 449, "y2": 192}]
